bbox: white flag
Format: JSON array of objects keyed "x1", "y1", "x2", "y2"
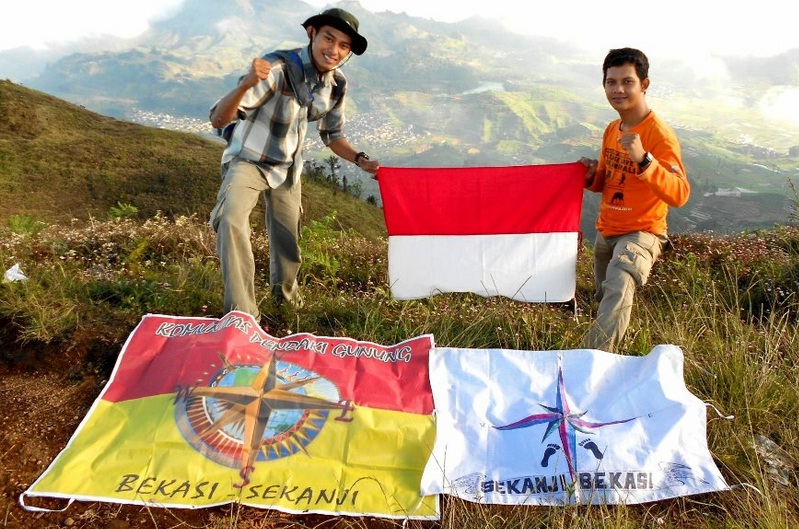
[{"x1": 420, "y1": 345, "x2": 729, "y2": 505}]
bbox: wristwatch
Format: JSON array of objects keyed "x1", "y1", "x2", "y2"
[
  {"x1": 638, "y1": 152, "x2": 653, "y2": 172},
  {"x1": 354, "y1": 152, "x2": 369, "y2": 167}
]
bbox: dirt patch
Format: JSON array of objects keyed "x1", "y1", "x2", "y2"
[{"x1": 1, "y1": 323, "x2": 199, "y2": 528}]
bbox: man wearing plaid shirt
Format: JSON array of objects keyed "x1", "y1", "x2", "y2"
[{"x1": 209, "y1": 8, "x2": 379, "y2": 320}]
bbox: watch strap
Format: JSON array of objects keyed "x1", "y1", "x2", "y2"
[
  {"x1": 354, "y1": 152, "x2": 369, "y2": 166},
  {"x1": 638, "y1": 152, "x2": 653, "y2": 171}
]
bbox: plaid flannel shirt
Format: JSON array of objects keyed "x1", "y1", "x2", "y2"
[{"x1": 213, "y1": 46, "x2": 347, "y2": 188}]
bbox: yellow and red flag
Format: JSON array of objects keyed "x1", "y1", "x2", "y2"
[{"x1": 21, "y1": 312, "x2": 439, "y2": 519}]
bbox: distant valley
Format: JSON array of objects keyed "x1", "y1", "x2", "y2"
[{"x1": 4, "y1": 0, "x2": 799, "y2": 236}]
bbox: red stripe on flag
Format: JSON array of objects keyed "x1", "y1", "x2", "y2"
[
  {"x1": 101, "y1": 314, "x2": 433, "y2": 414},
  {"x1": 377, "y1": 162, "x2": 585, "y2": 236}
]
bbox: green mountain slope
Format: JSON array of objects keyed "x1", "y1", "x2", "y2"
[{"x1": 0, "y1": 80, "x2": 387, "y2": 239}]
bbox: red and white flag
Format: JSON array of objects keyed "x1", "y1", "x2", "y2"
[{"x1": 378, "y1": 163, "x2": 585, "y2": 302}]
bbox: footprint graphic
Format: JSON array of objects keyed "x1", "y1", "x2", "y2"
[
  {"x1": 540, "y1": 443, "x2": 561, "y2": 467},
  {"x1": 580, "y1": 439, "x2": 604, "y2": 460}
]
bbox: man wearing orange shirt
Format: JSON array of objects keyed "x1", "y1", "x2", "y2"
[{"x1": 581, "y1": 48, "x2": 690, "y2": 352}]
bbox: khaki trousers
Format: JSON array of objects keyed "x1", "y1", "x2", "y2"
[
  {"x1": 584, "y1": 231, "x2": 666, "y2": 352},
  {"x1": 210, "y1": 159, "x2": 302, "y2": 320}
]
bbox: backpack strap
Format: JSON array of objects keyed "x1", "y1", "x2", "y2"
[
  {"x1": 216, "y1": 50, "x2": 310, "y2": 144},
  {"x1": 271, "y1": 50, "x2": 313, "y2": 108}
]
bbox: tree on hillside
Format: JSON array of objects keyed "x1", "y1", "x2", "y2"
[
  {"x1": 325, "y1": 155, "x2": 345, "y2": 194},
  {"x1": 304, "y1": 160, "x2": 326, "y2": 183}
]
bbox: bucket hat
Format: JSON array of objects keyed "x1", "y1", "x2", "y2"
[{"x1": 302, "y1": 8, "x2": 367, "y2": 55}]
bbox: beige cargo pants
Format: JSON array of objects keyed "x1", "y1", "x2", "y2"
[
  {"x1": 583, "y1": 231, "x2": 667, "y2": 352},
  {"x1": 210, "y1": 159, "x2": 302, "y2": 320}
]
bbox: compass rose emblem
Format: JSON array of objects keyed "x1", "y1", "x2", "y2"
[
  {"x1": 175, "y1": 352, "x2": 353, "y2": 487},
  {"x1": 494, "y1": 363, "x2": 636, "y2": 479}
]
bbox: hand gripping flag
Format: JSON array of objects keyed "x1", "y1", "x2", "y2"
[
  {"x1": 420, "y1": 345, "x2": 730, "y2": 505},
  {"x1": 377, "y1": 163, "x2": 585, "y2": 301},
  {"x1": 21, "y1": 312, "x2": 439, "y2": 520}
]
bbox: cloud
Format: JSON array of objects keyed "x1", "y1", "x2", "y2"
[
  {"x1": 0, "y1": 0, "x2": 185, "y2": 51},
  {"x1": 343, "y1": 0, "x2": 798, "y2": 60},
  {"x1": 760, "y1": 86, "x2": 799, "y2": 125}
]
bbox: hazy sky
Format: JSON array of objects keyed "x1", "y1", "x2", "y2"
[
  {"x1": 353, "y1": 0, "x2": 797, "y2": 59},
  {"x1": 0, "y1": 0, "x2": 184, "y2": 50},
  {"x1": 2, "y1": 0, "x2": 796, "y2": 62}
]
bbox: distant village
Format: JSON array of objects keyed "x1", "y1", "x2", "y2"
[
  {"x1": 129, "y1": 108, "x2": 798, "y2": 230},
  {"x1": 129, "y1": 108, "x2": 425, "y2": 152},
  {"x1": 129, "y1": 108, "x2": 425, "y2": 204}
]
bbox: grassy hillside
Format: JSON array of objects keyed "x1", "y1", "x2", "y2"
[
  {"x1": 2, "y1": 191, "x2": 799, "y2": 529},
  {"x1": 2, "y1": 79, "x2": 799, "y2": 528},
  {"x1": 0, "y1": 80, "x2": 387, "y2": 239}
]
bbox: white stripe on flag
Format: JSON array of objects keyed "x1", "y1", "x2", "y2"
[{"x1": 388, "y1": 232, "x2": 578, "y2": 302}]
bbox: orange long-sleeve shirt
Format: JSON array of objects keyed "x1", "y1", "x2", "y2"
[{"x1": 586, "y1": 111, "x2": 690, "y2": 237}]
